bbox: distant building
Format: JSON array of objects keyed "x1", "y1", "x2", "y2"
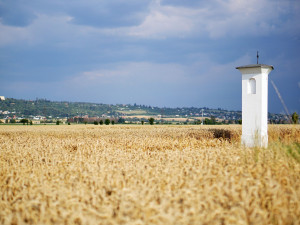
[{"x1": 0, "y1": 96, "x2": 5, "y2": 101}]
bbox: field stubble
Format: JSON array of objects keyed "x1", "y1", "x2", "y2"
[{"x1": 0, "y1": 125, "x2": 299, "y2": 225}]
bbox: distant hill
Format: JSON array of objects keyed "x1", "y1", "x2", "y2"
[{"x1": 0, "y1": 98, "x2": 287, "y2": 123}]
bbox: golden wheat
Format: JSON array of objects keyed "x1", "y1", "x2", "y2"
[{"x1": 0, "y1": 125, "x2": 299, "y2": 225}]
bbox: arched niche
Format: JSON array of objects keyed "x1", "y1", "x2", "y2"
[{"x1": 248, "y1": 78, "x2": 256, "y2": 94}]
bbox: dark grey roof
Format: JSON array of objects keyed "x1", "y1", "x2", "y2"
[{"x1": 236, "y1": 64, "x2": 274, "y2": 70}]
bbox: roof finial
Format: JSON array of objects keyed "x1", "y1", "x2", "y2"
[{"x1": 257, "y1": 51, "x2": 259, "y2": 64}]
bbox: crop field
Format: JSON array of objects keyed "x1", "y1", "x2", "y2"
[{"x1": 0, "y1": 125, "x2": 300, "y2": 225}]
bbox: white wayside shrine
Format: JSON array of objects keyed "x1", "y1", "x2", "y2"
[{"x1": 236, "y1": 64, "x2": 274, "y2": 148}]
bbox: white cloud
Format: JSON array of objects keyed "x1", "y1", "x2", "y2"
[
  {"x1": 71, "y1": 61, "x2": 189, "y2": 86},
  {"x1": 128, "y1": 4, "x2": 196, "y2": 38},
  {"x1": 69, "y1": 53, "x2": 251, "y2": 89},
  {"x1": 127, "y1": 0, "x2": 300, "y2": 39},
  {"x1": 60, "y1": 56, "x2": 249, "y2": 107},
  {"x1": 0, "y1": 23, "x2": 31, "y2": 46}
]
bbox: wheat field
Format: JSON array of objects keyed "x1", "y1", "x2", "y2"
[{"x1": 0, "y1": 125, "x2": 299, "y2": 225}]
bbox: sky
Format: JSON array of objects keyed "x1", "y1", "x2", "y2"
[{"x1": 0, "y1": 0, "x2": 299, "y2": 114}]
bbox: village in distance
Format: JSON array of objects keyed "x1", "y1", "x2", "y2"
[{"x1": 0, "y1": 96, "x2": 293, "y2": 125}]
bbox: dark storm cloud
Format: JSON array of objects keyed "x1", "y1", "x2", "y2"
[
  {"x1": 0, "y1": 0, "x2": 37, "y2": 27},
  {"x1": 0, "y1": 0, "x2": 152, "y2": 28}
]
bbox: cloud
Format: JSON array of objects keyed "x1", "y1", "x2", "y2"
[
  {"x1": 0, "y1": 0, "x2": 152, "y2": 28},
  {"x1": 0, "y1": 13, "x2": 107, "y2": 47},
  {"x1": 128, "y1": 2, "x2": 196, "y2": 38},
  {"x1": 160, "y1": 0, "x2": 203, "y2": 8},
  {"x1": 0, "y1": 0, "x2": 37, "y2": 27},
  {"x1": 128, "y1": 0, "x2": 300, "y2": 39},
  {"x1": 0, "y1": 14, "x2": 68, "y2": 46},
  {"x1": 64, "y1": 56, "x2": 248, "y2": 107},
  {"x1": 0, "y1": 22, "x2": 31, "y2": 46},
  {"x1": 1, "y1": 0, "x2": 299, "y2": 46},
  {"x1": 71, "y1": 62, "x2": 188, "y2": 86},
  {"x1": 67, "y1": 0, "x2": 151, "y2": 28}
]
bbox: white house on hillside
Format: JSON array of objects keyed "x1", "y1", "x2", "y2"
[{"x1": 0, "y1": 96, "x2": 5, "y2": 101}]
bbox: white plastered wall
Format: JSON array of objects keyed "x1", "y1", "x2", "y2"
[{"x1": 239, "y1": 67, "x2": 272, "y2": 147}]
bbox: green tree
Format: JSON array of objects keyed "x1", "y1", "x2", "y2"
[
  {"x1": 56, "y1": 120, "x2": 60, "y2": 125},
  {"x1": 30, "y1": 120, "x2": 33, "y2": 125},
  {"x1": 105, "y1": 119, "x2": 110, "y2": 125},
  {"x1": 210, "y1": 116, "x2": 216, "y2": 124},
  {"x1": 111, "y1": 120, "x2": 115, "y2": 125},
  {"x1": 292, "y1": 112, "x2": 299, "y2": 124},
  {"x1": 20, "y1": 119, "x2": 28, "y2": 125},
  {"x1": 141, "y1": 120, "x2": 144, "y2": 125},
  {"x1": 10, "y1": 119, "x2": 16, "y2": 123},
  {"x1": 94, "y1": 121, "x2": 99, "y2": 125},
  {"x1": 148, "y1": 117, "x2": 154, "y2": 125},
  {"x1": 195, "y1": 120, "x2": 201, "y2": 125},
  {"x1": 99, "y1": 120, "x2": 104, "y2": 125},
  {"x1": 118, "y1": 117, "x2": 125, "y2": 124},
  {"x1": 205, "y1": 118, "x2": 209, "y2": 124}
]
